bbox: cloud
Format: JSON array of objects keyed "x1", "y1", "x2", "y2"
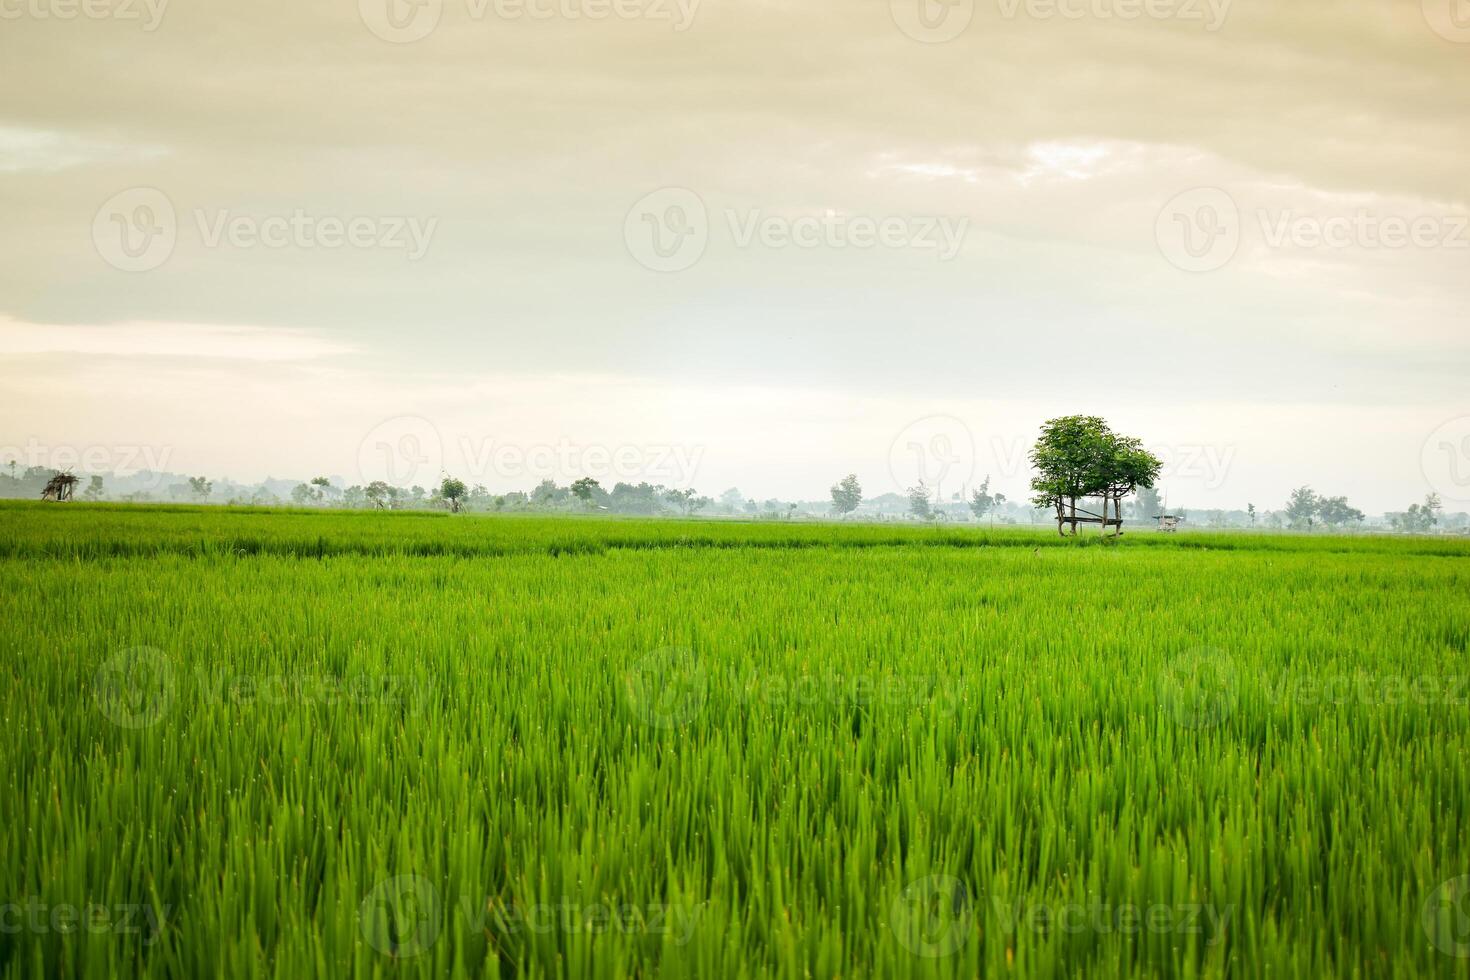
[{"x1": 0, "y1": 317, "x2": 355, "y2": 361}]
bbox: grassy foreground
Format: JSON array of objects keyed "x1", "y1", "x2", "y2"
[{"x1": 2, "y1": 503, "x2": 1469, "y2": 978}]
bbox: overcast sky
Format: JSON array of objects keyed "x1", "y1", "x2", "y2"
[{"x1": 1, "y1": 0, "x2": 1467, "y2": 511}]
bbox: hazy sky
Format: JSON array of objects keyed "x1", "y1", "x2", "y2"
[{"x1": 2, "y1": 0, "x2": 1467, "y2": 511}]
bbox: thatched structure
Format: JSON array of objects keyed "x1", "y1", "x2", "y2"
[{"x1": 40, "y1": 472, "x2": 79, "y2": 502}]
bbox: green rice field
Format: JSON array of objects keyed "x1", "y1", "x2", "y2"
[{"x1": 3, "y1": 502, "x2": 1469, "y2": 978}]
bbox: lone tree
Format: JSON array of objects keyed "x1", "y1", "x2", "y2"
[
  {"x1": 830, "y1": 474, "x2": 862, "y2": 517},
  {"x1": 365, "y1": 480, "x2": 393, "y2": 509},
  {"x1": 968, "y1": 475, "x2": 1005, "y2": 522},
  {"x1": 439, "y1": 476, "x2": 467, "y2": 513},
  {"x1": 1029, "y1": 416, "x2": 1161, "y2": 537},
  {"x1": 907, "y1": 482, "x2": 933, "y2": 520}
]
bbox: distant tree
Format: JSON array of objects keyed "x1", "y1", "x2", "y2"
[
  {"x1": 830, "y1": 474, "x2": 862, "y2": 517},
  {"x1": 365, "y1": 480, "x2": 393, "y2": 509},
  {"x1": 968, "y1": 475, "x2": 1005, "y2": 522},
  {"x1": 907, "y1": 482, "x2": 933, "y2": 520},
  {"x1": 306, "y1": 476, "x2": 335, "y2": 504},
  {"x1": 1316, "y1": 495, "x2": 1364, "y2": 529},
  {"x1": 570, "y1": 477, "x2": 603, "y2": 506},
  {"x1": 1134, "y1": 485, "x2": 1162, "y2": 519},
  {"x1": 188, "y1": 475, "x2": 212, "y2": 501},
  {"x1": 439, "y1": 476, "x2": 467, "y2": 513},
  {"x1": 720, "y1": 488, "x2": 744, "y2": 512},
  {"x1": 1390, "y1": 492, "x2": 1442, "y2": 533},
  {"x1": 83, "y1": 475, "x2": 105, "y2": 501},
  {"x1": 663, "y1": 487, "x2": 702, "y2": 515},
  {"x1": 409, "y1": 485, "x2": 427, "y2": 504},
  {"x1": 609, "y1": 482, "x2": 664, "y2": 515},
  {"x1": 290, "y1": 483, "x2": 314, "y2": 506},
  {"x1": 1246, "y1": 502, "x2": 1257, "y2": 526},
  {"x1": 1285, "y1": 486, "x2": 1319, "y2": 529},
  {"x1": 343, "y1": 485, "x2": 366, "y2": 508}
]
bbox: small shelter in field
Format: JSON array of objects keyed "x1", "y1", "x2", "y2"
[
  {"x1": 40, "y1": 472, "x2": 79, "y2": 501},
  {"x1": 1156, "y1": 514, "x2": 1181, "y2": 532}
]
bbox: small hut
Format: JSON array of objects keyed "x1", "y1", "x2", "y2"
[
  {"x1": 40, "y1": 472, "x2": 79, "y2": 502},
  {"x1": 1155, "y1": 514, "x2": 1181, "y2": 532}
]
